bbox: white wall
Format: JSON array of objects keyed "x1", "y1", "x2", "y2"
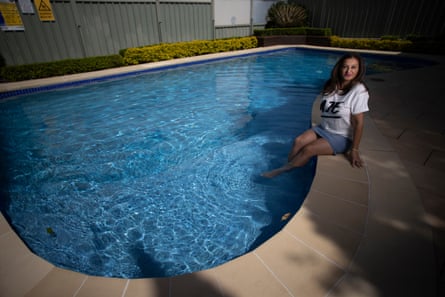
[
  {"x1": 252, "y1": 0, "x2": 274, "y2": 24},
  {"x1": 214, "y1": 0, "x2": 275, "y2": 26}
]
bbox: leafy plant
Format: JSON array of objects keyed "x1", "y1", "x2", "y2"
[
  {"x1": 0, "y1": 55, "x2": 124, "y2": 82},
  {"x1": 266, "y1": 1, "x2": 308, "y2": 28},
  {"x1": 380, "y1": 35, "x2": 400, "y2": 41},
  {"x1": 330, "y1": 36, "x2": 413, "y2": 51},
  {"x1": 123, "y1": 37, "x2": 258, "y2": 65}
]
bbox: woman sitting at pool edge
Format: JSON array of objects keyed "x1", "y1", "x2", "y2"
[{"x1": 262, "y1": 53, "x2": 370, "y2": 178}]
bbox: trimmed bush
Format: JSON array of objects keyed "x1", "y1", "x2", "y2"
[
  {"x1": 330, "y1": 36, "x2": 413, "y2": 51},
  {"x1": 254, "y1": 27, "x2": 332, "y2": 37},
  {"x1": 123, "y1": 37, "x2": 258, "y2": 65},
  {"x1": 1, "y1": 55, "x2": 125, "y2": 82}
]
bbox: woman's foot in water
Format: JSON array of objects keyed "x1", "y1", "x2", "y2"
[{"x1": 261, "y1": 164, "x2": 293, "y2": 178}]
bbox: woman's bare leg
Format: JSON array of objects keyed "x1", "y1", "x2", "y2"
[
  {"x1": 262, "y1": 138, "x2": 333, "y2": 178},
  {"x1": 287, "y1": 129, "x2": 319, "y2": 162}
]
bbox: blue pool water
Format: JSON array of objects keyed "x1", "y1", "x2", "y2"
[{"x1": 0, "y1": 48, "x2": 435, "y2": 278}]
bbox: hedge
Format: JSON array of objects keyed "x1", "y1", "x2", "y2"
[
  {"x1": 330, "y1": 36, "x2": 413, "y2": 51},
  {"x1": 1, "y1": 55, "x2": 125, "y2": 82},
  {"x1": 254, "y1": 27, "x2": 332, "y2": 37},
  {"x1": 122, "y1": 37, "x2": 258, "y2": 65}
]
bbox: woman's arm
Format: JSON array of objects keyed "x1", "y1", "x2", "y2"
[{"x1": 349, "y1": 112, "x2": 365, "y2": 167}]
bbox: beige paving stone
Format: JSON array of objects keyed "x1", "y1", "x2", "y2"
[
  {"x1": 315, "y1": 155, "x2": 368, "y2": 184},
  {"x1": 419, "y1": 188, "x2": 445, "y2": 229},
  {"x1": 310, "y1": 168, "x2": 368, "y2": 206},
  {"x1": 404, "y1": 160, "x2": 445, "y2": 195},
  {"x1": 418, "y1": 188, "x2": 445, "y2": 283},
  {"x1": 386, "y1": 137, "x2": 432, "y2": 166},
  {"x1": 255, "y1": 231, "x2": 345, "y2": 297},
  {"x1": 425, "y1": 149, "x2": 445, "y2": 171},
  {"x1": 364, "y1": 151, "x2": 426, "y2": 219},
  {"x1": 0, "y1": 232, "x2": 54, "y2": 297},
  {"x1": 75, "y1": 276, "x2": 128, "y2": 297},
  {"x1": 327, "y1": 273, "x2": 380, "y2": 297},
  {"x1": 303, "y1": 189, "x2": 368, "y2": 235},
  {"x1": 170, "y1": 270, "x2": 226, "y2": 297},
  {"x1": 24, "y1": 268, "x2": 87, "y2": 297},
  {"x1": 212, "y1": 252, "x2": 291, "y2": 297},
  {"x1": 382, "y1": 107, "x2": 427, "y2": 125},
  {"x1": 366, "y1": 183, "x2": 432, "y2": 240},
  {"x1": 362, "y1": 150, "x2": 413, "y2": 186},
  {"x1": 416, "y1": 111, "x2": 445, "y2": 133},
  {"x1": 0, "y1": 213, "x2": 11, "y2": 236},
  {"x1": 361, "y1": 116, "x2": 396, "y2": 152},
  {"x1": 370, "y1": 118, "x2": 404, "y2": 139},
  {"x1": 354, "y1": 150, "x2": 436, "y2": 297},
  {"x1": 398, "y1": 128, "x2": 445, "y2": 151},
  {"x1": 286, "y1": 208, "x2": 363, "y2": 269},
  {"x1": 125, "y1": 278, "x2": 170, "y2": 297},
  {"x1": 348, "y1": 226, "x2": 436, "y2": 297}
]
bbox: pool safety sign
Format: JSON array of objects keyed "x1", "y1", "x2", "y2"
[
  {"x1": 34, "y1": 0, "x2": 55, "y2": 21},
  {"x1": 0, "y1": 0, "x2": 24, "y2": 31}
]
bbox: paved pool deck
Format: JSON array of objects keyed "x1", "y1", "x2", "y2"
[{"x1": 0, "y1": 45, "x2": 444, "y2": 297}]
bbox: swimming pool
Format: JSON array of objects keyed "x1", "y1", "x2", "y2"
[{"x1": 0, "y1": 48, "x2": 434, "y2": 278}]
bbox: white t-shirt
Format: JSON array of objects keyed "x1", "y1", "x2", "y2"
[{"x1": 319, "y1": 83, "x2": 369, "y2": 139}]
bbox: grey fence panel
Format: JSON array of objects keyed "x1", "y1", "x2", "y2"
[
  {"x1": 300, "y1": 0, "x2": 445, "y2": 38},
  {"x1": 215, "y1": 25, "x2": 252, "y2": 39},
  {"x1": 0, "y1": 2, "x2": 85, "y2": 65},
  {"x1": 160, "y1": 2, "x2": 212, "y2": 43},
  {"x1": 0, "y1": 0, "x2": 212, "y2": 66},
  {"x1": 51, "y1": 3, "x2": 82, "y2": 59},
  {"x1": 76, "y1": 1, "x2": 160, "y2": 56}
]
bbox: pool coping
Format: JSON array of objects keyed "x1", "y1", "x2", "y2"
[{"x1": 0, "y1": 45, "x2": 440, "y2": 297}]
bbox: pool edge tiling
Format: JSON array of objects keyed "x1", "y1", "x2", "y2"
[{"x1": 0, "y1": 46, "x2": 440, "y2": 297}]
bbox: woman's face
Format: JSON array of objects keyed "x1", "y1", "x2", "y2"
[{"x1": 340, "y1": 57, "x2": 360, "y2": 82}]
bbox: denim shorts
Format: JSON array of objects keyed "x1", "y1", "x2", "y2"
[{"x1": 312, "y1": 126, "x2": 351, "y2": 154}]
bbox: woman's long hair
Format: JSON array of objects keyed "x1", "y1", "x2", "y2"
[{"x1": 322, "y1": 53, "x2": 368, "y2": 96}]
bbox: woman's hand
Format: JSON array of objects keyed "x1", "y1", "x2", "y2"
[
  {"x1": 348, "y1": 149, "x2": 363, "y2": 168},
  {"x1": 349, "y1": 113, "x2": 365, "y2": 168}
]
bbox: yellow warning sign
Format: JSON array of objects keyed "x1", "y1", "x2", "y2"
[
  {"x1": 0, "y1": 2, "x2": 24, "y2": 31},
  {"x1": 34, "y1": 0, "x2": 55, "y2": 21}
]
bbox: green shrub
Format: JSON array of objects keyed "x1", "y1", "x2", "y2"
[
  {"x1": 403, "y1": 34, "x2": 445, "y2": 54},
  {"x1": 1, "y1": 55, "x2": 124, "y2": 82},
  {"x1": 380, "y1": 35, "x2": 400, "y2": 41},
  {"x1": 123, "y1": 37, "x2": 258, "y2": 65},
  {"x1": 266, "y1": 1, "x2": 308, "y2": 28},
  {"x1": 254, "y1": 27, "x2": 331, "y2": 37},
  {"x1": 405, "y1": 34, "x2": 427, "y2": 42},
  {"x1": 330, "y1": 36, "x2": 412, "y2": 51}
]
